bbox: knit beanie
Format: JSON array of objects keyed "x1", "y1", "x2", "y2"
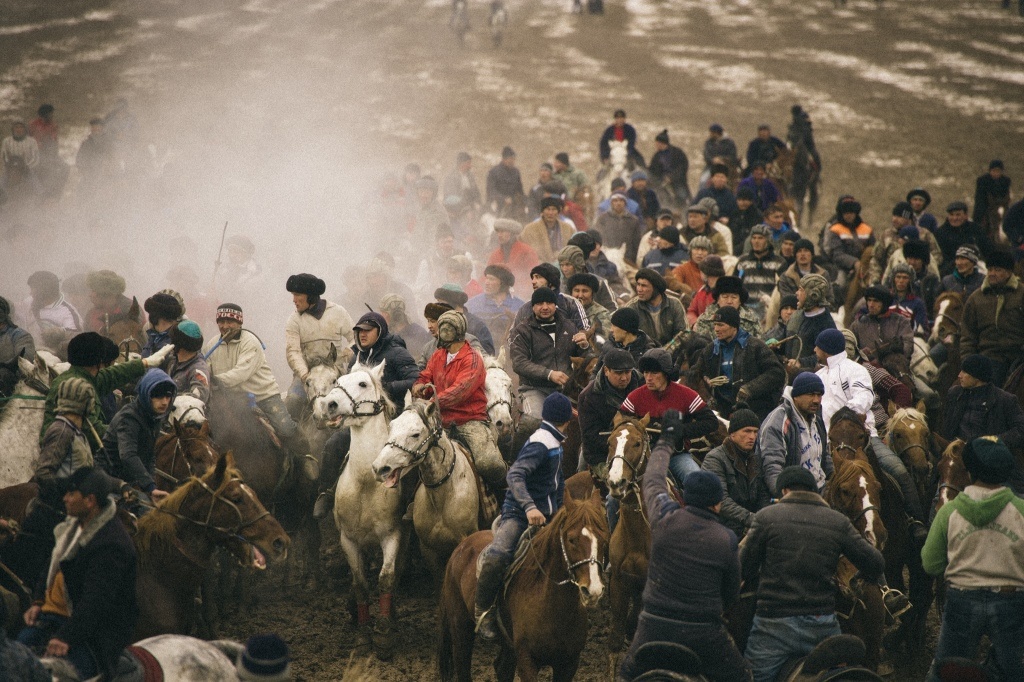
[
  {"x1": 171, "y1": 320, "x2": 204, "y2": 353},
  {"x1": 216, "y1": 303, "x2": 244, "y2": 323},
  {"x1": 776, "y1": 465, "x2": 817, "y2": 496},
  {"x1": 610, "y1": 307, "x2": 640, "y2": 335},
  {"x1": 961, "y1": 354, "x2": 992, "y2": 383},
  {"x1": 237, "y1": 634, "x2": 291, "y2": 682},
  {"x1": 682, "y1": 471, "x2": 724, "y2": 508},
  {"x1": 779, "y1": 295, "x2": 798, "y2": 310},
  {"x1": 791, "y1": 372, "x2": 825, "y2": 397},
  {"x1": 567, "y1": 231, "x2": 597, "y2": 259},
  {"x1": 657, "y1": 225, "x2": 681, "y2": 246},
  {"x1": 635, "y1": 268, "x2": 668, "y2": 294},
  {"x1": 963, "y1": 436, "x2": 1015, "y2": 485},
  {"x1": 56, "y1": 377, "x2": 96, "y2": 416},
  {"x1": 892, "y1": 201, "x2": 915, "y2": 220},
  {"x1": 793, "y1": 239, "x2": 815, "y2": 255},
  {"x1": 531, "y1": 287, "x2": 558, "y2": 305},
  {"x1": 897, "y1": 225, "x2": 920, "y2": 241},
  {"x1": 728, "y1": 409, "x2": 760, "y2": 433},
  {"x1": 713, "y1": 306, "x2": 741, "y2": 329},
  {"x1": 815, "y1": 328, "x2": 847, "y2": 356},
  {"x1": 541, "y1": 392, "x2": 573, "y2": 425},
  {"x1": 955, "y1": 245, "x2": 979, "y2": 264},
  {"x1": 436, "y1": 311, "x2": 467, "y2": 346},
  {"x1": 689, "y1": 235, "x2": 713, "y2": 253}
]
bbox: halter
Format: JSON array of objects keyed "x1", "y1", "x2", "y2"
[
  {"x1": 607, "y1": 421, "x2": 651, "y2": 519},
  {"x1": 936, "y1": 482, "x2": 963, "y2": 498},
  {"x1": 382, "y1": 409, "x2": 451, "y2": 486},
  {"x1": 333, "y1": 381, "x2": 387, "y2": 418},
  {"x1": 118, "y1": 337, "x2": 143, "y2": 359},
  {"x1": 830, "y1": 442, "x2": 862, "y2": 459},
  {"x1": 849, "y1": 503, "x2": 881, "y2": 527},
  {"x1": 556, "y1": 531, "x2": 603, "y2": 588}
]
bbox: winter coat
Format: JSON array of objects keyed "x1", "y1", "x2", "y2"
[
  {"x1": 349, "y1": 331, "x2": 420, "y2": 410},
  {"x1": 939, "y1": 269, "x2": 985, "y2": 301},
  {"x1": 870, "y1": 227, "x2": 943, "y2": 284},
  {"x1": 680, "y1": 225, "x2": 729, "y2": 257},
  {"x1": 687, "y1": 285, "x2": 715, "y2": 326},
  {"x1": 648, "y1": 145, "x2": 690, "y2": 192},
  {"x1": 694, "y1": 186, "x2": 739, "y2": 222},
  {"x1": 702, "y1": 439, "x2": 772, "y2": 537},
  {"x1": 935, "y1": 220, "x2": 996, "y2": 276},
  {"x1": 284, "y1": 299, "x2": 354, "y2": 379},
  {"x1": 691, "y1": 331, "x2": 784, "y2": 420},
  {"x1": 736, "y1": 248, "x2": 787, "y2": 302},
  {"x1": 578, "y1": 370, "x2": 643, "y2": 467},
  {"x1": 512, "y1": 291, "x2": 589, "y2": 332},
  {"x1": 740, "y1": 490, "x2": 884, "y2": 618},
  {"x1": 553, "y1": 165, "x2": 588, "y2": 199},
  {"x1": 99, "y1": 369, "x2": 176, "y2": 494},
  {"x1": 624, "y1": 294, "x2": 689, "y2": 346},
  {"x1": 737, "y1": 176, "x2": 782, "y2": 212},
  {"x1": 594, "y1": 210, "x2": 645, "y2": 264},
  {"x1": 890, "y1": 293, "x2": 930, "y2": 335},
  {"x1": 583, "y1": 301, "x2": 613, "y2": 344},
  {"x1": 521, "y1": 218, "x2": 575, "y2": 264},
  {"x1": 35, "y1": 416, "x2": 93, "y2": 501},
  {"x1": 961, "y1": 274, "x2": 1024, "y2": 367},
  {"x1": 485, "y1": 163, "x2": 525, "y2": 206},
  {"x1": 488, "y1": 240, "x2": 540, "y2": 292},
  {"x1": 641, "y1": 244, "x2": 690, "y2": 275},
  {"x1": 0, "y1": 323, "x2": 34, "y2": 366},
  {"x1": 703, "y1": 136, "x2": 739, "y2": 168},
  {"x1": 941, "y1": 383, "x2": 1024, "y2": 494},
  {"x1": 140, "y1": 328, "x2": 171, "y2": 359},
  {"x1": 755, "y1": 392, "x2": 832, "y2": 496},
  {"x1": 620, "y1": 383, "x2": 718, "y2": 450},
  {"x1": 166, "y1": 352, "x2": 211, "y2": 403},
  {"x1": 731, "y1": 205, "x2": 763, "y2": 254},
  {"x1": 204, "y1": 329, "x2": 280, "y2": 402},
  {"x1": 509, "y1": 309, "x2": 587, "y2": 390},
  {"x1": 823, "y1": 220, "x2": 874, "y2": 272},
  {"x1": 850, "y1": 311, "x2": 913, "y2": 359},
  {"x1": 594, "y1": 331, "x2": 657, "y2": 375},
  {"x1": 784, "y1": 308, "x2": 836, "y2": 367},
  {"x1": 415, "y1": 342, "x2": 488, "y2": 427},
  {"x1": 41, "y1": 361, "x2": 147, "y2": 447},
  {"x1": 599, "y1": 123, "x2": 644, "y2": 165},
  {"x1": 692, "y1": 304, "x2": 763, "y2": 341},
  {"x1": 34, "y1": 501, "x2": 138, "y2": 679},
  {"x1": 674, "y1": 261, "x2": 705, "y2": 294},
  {"x1": 503, "y1": 422, "x2": 565, "y2": 521},
  {"x1": 626, "y1": 186, "x2": 661, "y2": 221},
  {"x1": 641, "y1": 440, "x2": 740, "y2": 622}
]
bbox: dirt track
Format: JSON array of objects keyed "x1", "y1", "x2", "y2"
[{"x1": 1, "y1": 0, "x2": 1022, "y2": 679}]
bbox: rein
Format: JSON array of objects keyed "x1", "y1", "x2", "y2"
[
  {"x1": 157, "y1": 434, "x2": 216, "y2": 488},
  {"x1": 526, "y1": 525, "x2": 603, "y2": 590}
]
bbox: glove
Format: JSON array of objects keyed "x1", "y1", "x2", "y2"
[
  {"x1": 658, "y1": 409, "x2": 685, "y2": 450},
  {"x1": 221, "y1": 327, "x2": 241, "y2": 343},
  {"x1": 144, "y1": 344, "x2": 175, "y2": 368},
  {"x1": 736, "y1": 387, "x2": 751, "y2": 404},
  {"x1": 706, "y1": 375, "x2": 730, "y2": 387}
]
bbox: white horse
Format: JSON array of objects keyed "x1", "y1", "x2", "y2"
[
  {"x1": 372, "y1": 399, "x2": 480, "y2": 576},
  {"x1": 168, "y1": 394, "x2": 207, "y2": 427},
  {"x1": 596, "y1": 139, "x2": 633, "y2": 201},
  {"x1": 316, "y1": 361, "x2": 406, "y2": 652},
  {"x1": 0, "y1": 354, "x2": 62, "y2": 488},
  {"x1": 910, "y1": 337, "x2": 939, "y2": 386},
  {"x1": 301, "y1": 343, "x2": 345, "y2": 463},
  {"x1": 483, "y1": 349, "x2": 515, "y2": 440},
  {"x1": 44, "y1": 635, "x2": 240, "y2": 680}
]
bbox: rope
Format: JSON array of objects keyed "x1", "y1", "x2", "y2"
[{"x1": 0, "y1": 394, "x2": 47, "y2": 403}]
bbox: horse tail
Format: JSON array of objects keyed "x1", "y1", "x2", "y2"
[{"x1": 437, "y1": 592, "x2": 457, "y2": 682}]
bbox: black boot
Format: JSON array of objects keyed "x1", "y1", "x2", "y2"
[{"x1": 314, "y1": 430, "x2": 349, "y2": 519}]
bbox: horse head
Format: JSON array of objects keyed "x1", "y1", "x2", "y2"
[
  {"x1": 169, "y1": 450, "x2": 290, "y2": 569},
  {"x1": 104, "y1": 297, "x2": 145, "y2": 351},
  {"x1": 887, "y1": 407, "x2": 933, "y2": 502},
  {"x1": 372, "y1": 399, "x2": 442, "y2": 488},
  {"x1": 547, "y1": 491, "x2": 609, "y2": 608},
  {"x1": 566, "y1": 356, "x2": 598, "y2": 401},
  {"x1": 935, "y1": 439, "x2": 969, "y2": 514},
  {"x1": 826, "y1": 457, "x2": 887, "y2": 550},
  {"x1": 483, "y1": 359, "x2": 515, "y2": 439},
  {"x1": 829, "y1": 407, "x2": 869, "y2": 455},
  {"x1": 930, "y1": 292, "x2": 963, "y2": 347},
  {"x1": 315, "y1": 361, "x2": 393, "y2": 428},
  {"x1": 156, "y1": 419, "x2": 218, "y2": 489},
  {"x1": 168, "y1": 395, "x2": 207, "y2": 427},
  {"x1": 608, "y1": 140, "x2": 629, "y2": 173},
  {"x1": 605, "y1": 413, "x2": 650, "y2": 499},
  {"x1": 304, "y1": 347, "x2": 344, "y2": 425},
  {"x1": 16, "y1": 354, "x2": 54, "y2": 395}
]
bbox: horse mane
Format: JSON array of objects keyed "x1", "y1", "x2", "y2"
[
  {"x1": 306, "y1": 354, "x2": 336, "y2": 370},
  {"x1": 830, "y1": 406, "x2": 865, "y2": 430},
  {"x1": 886, "y1": 407, "x2": 926, "y2": 437},
  {"x1": 348, "y1": 363, "x2": 397, "y2": 420},
  {"x1": 529, "y1": 496, "x2": 606, "y2": 567},
  {"x1": 134, "y1": 462, "x2": 243, "y2": 566}
]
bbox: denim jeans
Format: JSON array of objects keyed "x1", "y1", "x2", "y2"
[
  {"x1": 475, "y1": 515, "x2": 530, "y2": 612},
  {"x1": 668, "y1": 452, "x2": 701, "y2": 486},
  {"x1": 620, "y1": 611, "x2": 752, "y2": 682},
  {"x1": 744, "y1": 613, "x2": 841, "y2": 682},
  {"x1": 927, "y1": 587, "x2": 1024, "y2": 682}
]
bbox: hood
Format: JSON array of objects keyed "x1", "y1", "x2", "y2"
[
  {"x1": 137, "y1": 368, "x2": 176, "y2": 417},
  {"x1": 353, "y1": 332, "x2": 405, "y2": 362},
  {"x1": 954, "y1": 485, "x2": 1018, "y2": 528}
]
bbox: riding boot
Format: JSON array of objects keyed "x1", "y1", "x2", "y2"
[
  {"x1": 314, "y1": 429, "x2": 350, "y2": 520},
  {"x1": 474, "y1": 556, "x2": 504, "y2": 640}
]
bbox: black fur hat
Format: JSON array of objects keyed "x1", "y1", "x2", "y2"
[
  {"x1": 285, "y1": 274, "x2": 326, "y2": 298},
  {"x1": 144, "y1": 293, "x2": 183, "y2": 325}
]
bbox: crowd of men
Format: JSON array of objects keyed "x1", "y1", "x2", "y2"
[{"x1": 2, "y1": 104, "x2": 1024, "y2": 680}]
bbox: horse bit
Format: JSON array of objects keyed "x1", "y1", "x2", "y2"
[
  {"x1": 334, "y1": 382, "x2": 386, "y2": 418},
  {"x1": 382, "y1": 412, "x2": 454, "y2": 488}
]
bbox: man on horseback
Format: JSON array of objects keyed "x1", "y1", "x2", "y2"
[
  {"x1": 814, "y1": 329, "x2": 929, "y2": 540},
  {"x1": 737, "y1": 164, "x2": 782, "y2": 213},
  {"x1": 619, "y1": 411, "x2": 753, "y2": 682},
  {"x1": 648, "y1": 129, "x2": 691, "y2": 208},
  {"x1": 702, "y1": 123, "x2": 739, "y2": 184},
  {"x1": 411, "y1": 310, "x2": 506, "y2": 490},
  {"x1": 512, "y1": 262, "x2": 590, "y2": 334},
  {"x1": 0, "y1": 296, "x2": 35, "y2": 390},
  {"x1": 97, "y1": 368, "x2": 177, "y2": 506},
  {"x1": 522, "y1": 196, "x2": 574, "y2": 264},
  {"x1": 620, "y1": 348, "x2": 718, "y2": 485},
  {"x1": 552, "y1": 152, "x2": 587, "y2": 200},
  {"x1": 466, "y1": 264, "x2": 524, "y2": 346},
  {"x1": 26, "y1": 271, "x2": 81, "y2": 334},
  {"x1": 485, "y1": 146, "x2": 526, "y2": 218},
  {"x1": 849, "y1": 287, "x2": 913, "y2": 360},
  {"x1": 474, "y1": 392, "x2": 573, "y2": 640},
  {"x1": 822, "y1": 198, "x2": 874, "y2": 299},
  {"x1": 283, "y1": 273, "x2": 353, "y2": 419},
  {"x1": 960, "y1": 250, "x2": 1024, "y2": 388},
  {"x1": 140, "y1": 292, "x2": 183, "y2": 358},
  {"x1": 83, "y1": 270, "x2": 136, "y2": 335},
  {"x1": 593, "y1": 193, "x2": 645, "y2": 264},
  {"x1": 579, "y1": 349, "x2": 642, "y2": 480},
  {"x1": 937, "y1": 245, "x2": 984, "y2": 299},
  {"x1": 41, "y1": 332, "x2": 172, "y2": 452},
  {"x1": 701, "y1": 409, "x2": 770, "y2": 539},
  {"x1": 21, "y1": 467, "x2": 137, "y2": 680},
  {"x1": 743, "y1": 124, "x2": 785, "y2": 176},
  {"x1": 740, "y1": 465, "x2": 884, "y2": 682},
  {"x1": 599, "y1": 110, "x2": 645, "y2": 169},
  {"x1": 624, "y1": 269, "x2": 689, "y2": 346},
  {"x1": 164, "y1": 321, "x2": 211, "y2": 404}
]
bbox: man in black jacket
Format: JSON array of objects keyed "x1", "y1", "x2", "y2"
[
  {"x1": 701, "y1": 409, "x2": 771, "y2": 538},
  {"x1": 941, "y1": 354, "x2": 1024, "y2": 494},
  {"x1": 578, "y1": 349, "x2": 642, "y2": 478},
  {"x1": 741, "y1": 466, "x2": 885, "y2": 682},
  {"x1": 934, "y1": 201, "x2": 996, "y2": 276},
  {"x1": 648, "y1": 129, "x2": 690, "y2": 207},
  {"x1": 619, "y1": 410, "x2": 752, "y2": 682},
  {"x1": 690, "y1": 306, "x2": 785, "y2": 420},
  {"x1": 23, "y1": 467, "x2": 137, "y2": 680}
]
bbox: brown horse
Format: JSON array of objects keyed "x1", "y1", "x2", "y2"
[
  {"x1": 603, "y1": 415, "x2": 651, "y2": 673},
  {"x1": 437, "y1": 491, "x2": 609, "y2": 682},
  {"x1": 824, "y1": 454, "x2": 886, "y2": 672},
  {"x1": 932, "y1": 439, "x2": 969, "y2": 613},
  {"x1": 153, "y1": 421, "x2": 219, "y2": 491},
  {"x1": 134, "y1": 450, "x2": 289, "y2": 639},
  {"x1": 99, "y1": 297, "x2": 145, "y2": 354},
  {"x1": 886, "y1": 408, "x2": 935, "y2": 513},
  {"x1": 930, "y1": 291, "x2": 964, "y2": 407}
]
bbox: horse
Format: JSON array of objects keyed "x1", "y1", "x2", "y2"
[
  {"x1": 786, "y1": 137, "x2": 821, "y2": 230},
  {"x1": 437, "y1": 490, "x2": 608, "y2": 682},
  {"x1": 823, "y1": 453, "x2": 886, "y2": 672},
  {"x1": 167, "y1": 395, "x2": 206, "y2": 427},
  {"x1": 932, "y1": 438, "x2": 968, "y2": 613},
  {"x1": 99, "y1": 297, "x2": 145, "y2": 353},
  {"x1": 886, "y1": 407, "x2": 935, "y2": 514},
  {"x1": 842, "y1": 247, "x2": 874, "y2": 329},
  {"x1": 0, "y1": 354, "x2": 62, "y2": 489},
  {"x1": 595, "y1": 140, "x2": 635, "y2": 202},
  {"x1": 316, "y1": 361, "x2": 407, "y2": 656},
  {"x1": 603, "y1": 414, "x2": 651, "y2": 675},
  {"x1": 929, "y1": 291, "x2": 964, "y2": 403},
  {"x1": 44, "y1": 634, "x2": 242, "y2": 681},
  {"x1": 561, "y1": 356, "x2": 598, "y2": 477},
  {"x1": 153, "y1": 419, "x2": 219, "y2": 492},
  {"x1": 372, "y1": 399, "x2": 488, "y2": 577},
  {"x1": 483, "y1": 349, "x2": 515, "y2": 442},
  {"x1": 909, "y1": 337, "x2": 939, "y2": 387},
  {"x1": 299, "y1": 345, "x2": 345, "y2": 468},
  {"x1": 134, "y1": 450, "x2": 290, "y2": 639}
]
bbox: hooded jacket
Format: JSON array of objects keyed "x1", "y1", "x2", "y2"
[
  {"x1": 923, "y1": 485, "x2": 1024, "y2": 589},
  {"x1": 99, "y1": 369, "x2": 176, "y2": 494},
  {"x1": 578, "y1": 370, "x2": 643, "y2": 467},
  {"x1": 850, "y1": 309, "x2": 913, "y2": 359},
  {"x1": 349, "y1": 319, "x2": 420, "y2": 410},
  {"x1": 961, "y1": 274, "x2": 1024, "y2": 366},
  {"x1": 755, "y1": 390, "x2": 833, "y2": 495}
]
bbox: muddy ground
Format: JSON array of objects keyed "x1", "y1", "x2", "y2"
[{"x1": 2, "y1": 0, "x2": 1022, "y2": 679}]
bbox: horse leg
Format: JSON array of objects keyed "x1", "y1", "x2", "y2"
[
  {"x1": 515, "y1": 648, "x2": 540, "y2": 682},
  {"x1": 494, "y1": 644, "x2": 516, "y2": 682},
  {"x1": 552, "y1": 654, "x2": 582, "y2": 682},
  {"x1": 373, "y1": 530, "x2": 404, "y2": 660},
  {"x1": 606, "y1": 569, "x2": 628, "y2": 652},
  {"x1": 337, "y1": 532, "x2": 372, "y2": 654}
]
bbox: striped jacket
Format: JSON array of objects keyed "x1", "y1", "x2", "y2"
[{"x1": 817, "y1": 354, "x2": 878, "y2": 438}]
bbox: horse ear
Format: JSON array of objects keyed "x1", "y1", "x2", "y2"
[
  {"x1": 915, "y1": 399, "x2": 927, "y2": 414},
  {"x1": 17, "y1": 356, "x2": 35, "y2": 378},
  {"x1": 371, "y1": 359, "x2": 387, "y2": 381},
  {"x1": 496, "y1": 347, "x2": 506, "y2": 366},
  {"x1": 612, "y1": 412, "x2": 624, "y2": 426},
  {"x1": 34, "y1": 354, "x2": 47, "y2": 375},
  {"x1": 212, "y1": 450, "x2": 232, "y2": 485},
  {"x1": 129, "y1": 297, "x2": 141, "y2": 320},
  {"x1": 562, "y1": 494, "x2": 577, "y2": 512},
  {"x1": 328, "y1": 343, "x2": 337, "y2": 364},
  {"x1": 639, "y1": 414, "x2": 651, "y2": 429},
  {"x1": 886, "y1": 401, "x2": 898, "y2": 418},
  {"x1": 570, "y1": 357, "x2": 583, "y2": 372},
  {"x1": 932, "y1": 433, "x2": 950, "y2": 458},
  {"x1": 199, "y1": 421, "x2": 211, "y2": 437},
  {"x1": 173, "y1": 419, "x2": 183, "y2": 438},
  {"x1": 424, "y1": 399, "x2": 437, "y2": 417}
]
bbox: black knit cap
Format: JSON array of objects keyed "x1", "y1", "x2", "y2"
[
  {"x1": 531, "y1": 287, "x2": 558, "y2": 306},
  {"x1": 637, "y1": 348, "x2": 678, "y2": 381},
  {"x1": 610, "y1": 307, "x2": 640, "y2": 335},
  {"x1": 567, "y1": 231, "x2": 596, "y2": 259},
  {"x1": 285, "y1": 273, "x2": 325, "y2": 297},
  {"x1": 658, "y1": 225, "x2": 681, "y2": 245},
  {"x1": 776, "y1": 465, "x2": 817, "y2": 496},
  {"x1": 68, "y1": 332, "x2": 107, "y2": 367},
  {"x1": 713, "y1": 306, "x2": 741, "y2": 329},
  {"x1": 728, "y1": 408, "x2": 760, "y2": 433},
  {"x1": 961, "y1": 354, "x2": 992, "y2": 383},
  {"x1": 964, "y1": 436, "x2": 1014, "y2": 484}
]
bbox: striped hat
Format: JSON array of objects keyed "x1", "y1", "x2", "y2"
[
  {"x1": 216, "y1": 303, "x2": 243, "y2": 323},
  {"x1": 56, "y1": 377, "x2": 96, "y2": 416}
]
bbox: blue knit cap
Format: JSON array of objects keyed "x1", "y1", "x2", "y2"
[
  {"x1": 815, "y1": 328, "x2": 846, "y2": 356},
  {"x1": 791, "y1": 372, "x2": 825, "y2": 397},
  {"x1": 541, "y1": 392, "x2": 573, "y2": 425}
]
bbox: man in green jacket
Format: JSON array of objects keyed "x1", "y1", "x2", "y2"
[{"x1": 40, "y1": 332, "x2": 172, "y2": 450}]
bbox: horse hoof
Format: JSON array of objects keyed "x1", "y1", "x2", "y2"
[
  {"x1": 373, "y1": 617, "x2": 397, "y2": 661},
  {"x1": 353, "y1": 627, "x2": 373, "y2": 657},
  {"x1": 876, "y1": 660, "x2": 894, "y2": 676}
]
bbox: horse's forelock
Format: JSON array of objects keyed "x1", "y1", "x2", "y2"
[{"x1": 830, "y1": 406, "x2": 865, "y2": 430}]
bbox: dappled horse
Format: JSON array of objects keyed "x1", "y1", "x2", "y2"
[
  {"x1": 45, "y1": 634, "x2": 241, "y2": 681},
  {"x1": 373, "y1": 399, "x2": 490, "y2": 578},
  {"x1": 595, "y1": 140, "x2": 636, "y2": 202},
  {"x1": 437, "y1": 491, "x2": 608, "y2": 682},
  {"x1": 134, "y1": 451, "x2": 290, "y2": 639},
  {"x1": 0, "y1": 354, "x2": 61, "y2": 489},
  {"x1": 483, "y1": 350, "x2": 515, "y2": 443},
  {"x1": 603, "y1": 414, "x2": 651, "y2": 675},
  {"x1": 299, "y1": 345, "x2": 344, "y2": 470},
  {"x1": 824, "y1": 452, "x2": 886, "y2": 671},
  {"x1": 316, "y1": 362, "x2": 406, "y2": 657}
]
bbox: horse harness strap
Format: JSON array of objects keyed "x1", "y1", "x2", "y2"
[{"x1": 335, "y1": 382, "x2": 386, "y2": 418}]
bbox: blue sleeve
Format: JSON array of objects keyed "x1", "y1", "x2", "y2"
[{"x1": 507, "y1": 442, "x2": 547, "y2": 513}]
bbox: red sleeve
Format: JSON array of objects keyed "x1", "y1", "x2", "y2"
[
  {"x1": 415, "y1": 350, "x2": 440, "y2": 387},
  {"x1": 436, "y1": 349, "x2": 486, "y2": 412},
  {"x1": 675, "y1": 383, "x2": 707, "y2": 415},
  {"x1": 620, "y1": 387, "x2": 643, "y2": 416}
]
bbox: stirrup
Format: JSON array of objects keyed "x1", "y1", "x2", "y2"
[
  {"x1": 475, "y1": 606, "x2": 498, "y2": 640},
  {"x1": 312, "y1": 489, "x2": 334, "y2": 520},
  {"x1": 881, "y1": 586, "x2": 911, "y2": 619}
]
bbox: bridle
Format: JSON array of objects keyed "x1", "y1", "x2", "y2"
[
  {"x1": 333, "y1": 380, "x2": 387, "y2": 418},
  {"x1": 155, "y1": 474, "x2": 270, "y2": 541},
  {"x1": 156, "y1": 431, "x2": 217, "y2": 488},
  {"x1": 557, "y1": 530, "x2": 602, "y2": 588},
  {"x1": 382, "y1": 408, "x2": 452, "y2": 488}
]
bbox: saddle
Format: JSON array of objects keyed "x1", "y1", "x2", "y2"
[
  {"x1": 776, "y1": 634, "x2": 880, "y2": 681},
  {"x1": 445, "y1": 428, "x2": 500, "y2": 528},
  {"x1": 111, "y1": 646, "x2": 163, "y2": 682}
]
